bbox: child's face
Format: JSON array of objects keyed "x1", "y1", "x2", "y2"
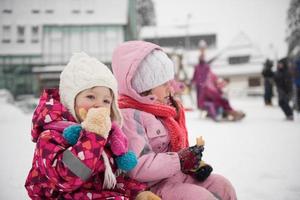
[
  {"x1": 151, "y1": 81, "x2": 174, "y2": 105},
  {"x1": 75, "y1": 86, "x2": 113, "y2": 122}
]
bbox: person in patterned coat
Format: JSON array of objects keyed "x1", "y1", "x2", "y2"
[{"x1": 25, "y1": 52, "x2": 161, "y2": 200}]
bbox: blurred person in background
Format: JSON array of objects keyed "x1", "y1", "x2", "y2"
[
  {"x1": 274, "y1": 57, "x2": 294, "y2": 120},
  {"x1": 262, "y1": 59, "x2": 275, "y2": 106},
  {"x1": 191, "y1": 40, "x2": 245, "y2": 122},
  {"x1": 291, "y1": 57, "x2": 300, "y2": 113}
]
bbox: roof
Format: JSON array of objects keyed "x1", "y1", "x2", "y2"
[
  {"x1": 32, "y1": 66, "x2": 64, "y2": 73},
  {"x1": 140, "y1": 24, "x2": 217, "y2": 39},
  {"x1": 212, "y1": 63, "x2": 263, "y2": 77},
  {"x1": 1, "y1": 0, "x2": 128, "y2": 25}
]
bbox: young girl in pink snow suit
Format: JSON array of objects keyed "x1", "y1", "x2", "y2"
[
  {"x1": 25, "y1": 52, "x2": 161, "y2": 200},
  {"x1": 112, "y1": 41, "x2": 237, "y2": 200}
]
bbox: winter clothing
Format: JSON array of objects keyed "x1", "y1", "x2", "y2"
[
  {"x1": 79, "y1": 107, "x2": 137, "y2": 172},
  {"x1": 294, "y1": 58, "x2": 300, "y2": 87},
  {"x1": 292, "y1": 58, "x2": 300, "y2": 111},
  {"x1": 192, "y1": 59, "x2": 245, "y2": 121},
  {"x1": 135, "y1": 191, "x2": 161, "y2": 200},
  {"x1": 63, "y1": 124, "x2": 82, "y2": 145},
  {"x1": 132, "y1": 50, "x2": 175, "y2": 93},
  {"x1": 178, "y1": 145, "x2": 205, "y2": 173},
  {"x1": 118, "y1": 95, "x2": 188, "y2": 152},
  {"x1": 59, "y1": 52, "x2": 122, "y2": 125},
  {"x1": 274, "y1": 58, "x2": 294, "y2": 119},
  {"x1": 112, "y1": 40, "x2": 237, "y2": 200},
  {"x1": 25, "y1": 52, "x2": 162, "y2": 200},
  {"x1": 178, "y1": 145, "x2": 213, "y2": 181},
  {"x1": 81, "y1": 107, "x2": 112, "y2": 138},
  {"x1": 25, "y1": 89, "x2": 145, "y2": 199},
  {"x1": 262, "y1": 59, "x2": 274, "y2": 105}
]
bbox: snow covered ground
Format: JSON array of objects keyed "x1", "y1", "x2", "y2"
[{"x1": 0, "y1": 96, "x2": 299, "y2": 199}]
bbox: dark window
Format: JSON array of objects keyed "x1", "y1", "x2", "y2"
[
  {"x1": 228, "y1": 55, "x2": 250, "y2": 65},
  {"x1": 72, "y1": 10, "x2": 80, "y2": 14},
  {"x1": 86, "y1": 10, "x2": 94, "y2": 14},
  {"x1": 17, "y1": 39, "x2": 25, "y2": 43},
  {"x1": 32, "y1": 10, "x2": 40, "y2": 14},
  {"x1": 31, "y1": 26, "x2": 39, "y2": 43},
  {"x1": 17, "y1": 26, "x2": 25, "y2": 36},
  {"x1": 45, "y1": 10, "x2": 54, "y2": 14},
  {"x1": 17, "y1": 26, "x2": 25, "y2": 43},
  {"x1": 248, "y1": 77, "x2": 261, "y2": 87},
  {"x1": 3, "y1": 9, "x2": 12, "y2": 14},
  {"x1": 2, "y1": 25, "x2": 11, "y2": 43},
  {"x1": 2, "y1": 39, "x2": 10, "y2": 43}
]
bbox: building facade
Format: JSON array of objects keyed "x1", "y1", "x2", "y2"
[
  {"x1": 211, "y1": 32, "x2": 265, "y2": 96},
  {"x1": 141, "y1": 27, "x2": 265, "y2": 97},
  {"x1": 0, "y1": 0, "x2": 137, "y2": 96}
]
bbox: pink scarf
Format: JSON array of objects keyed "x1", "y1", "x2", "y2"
[{"x1": 118, "y1": 95, "x2": 189, "y2": 152}]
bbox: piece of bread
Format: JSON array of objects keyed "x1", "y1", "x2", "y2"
[{"x1": 196, "y1": 136, "x2": 205, "y2": 146}]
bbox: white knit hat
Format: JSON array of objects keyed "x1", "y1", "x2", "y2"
[
  {"x1": 59, "y1": 52, "x2": 122, "y2": 125},
  {"x1": 132, "y1": 50, "x2": 175, "y2": 93}
]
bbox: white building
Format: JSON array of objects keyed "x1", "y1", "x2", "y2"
[
  {"x1": 0, "y1": 0, "x2": 137, "y2": 96},
  {"x1": 141, "y1": 26, "x2": 266, "y2": 97},
  {"x1": 211, "y1": 32, "x2": 265, "y2": 96}
]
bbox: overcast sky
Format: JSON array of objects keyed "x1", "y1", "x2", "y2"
[{"x1": 153, "y1": 0, "x2": 290, "y2": 59}]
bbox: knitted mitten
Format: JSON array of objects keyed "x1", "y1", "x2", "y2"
[
  {"x1": 81, "y1": 107, "x2": 111, "y2": 138},
  {"x1": 110, "y1": 122, "x2": 138, "y2": 171},
  {"x1": 115, "y1": 151, "x2": 137, "y2": 171},
  {"x1": 109, "y1": 122, "x2": 128, "y2": 156},
  {"x1": 191, "y1": 137, "x2": 213, "y2": 181},
  {"x1": 62, "y1": 124, "x2": 82, "y2": 145},
  {"x1": 73, "y1": 108, "x2": 138, "y2": 171},
  {"x1": 178, "y1": 145, "x2": 204, "y2": 173},
  {"x1": 135, "y1": 191, "x2": 161, "y2": 200},
  {"x1": 193, "y1": 161, "x2": 213, "y2": 182}
]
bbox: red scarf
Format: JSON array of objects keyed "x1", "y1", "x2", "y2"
[{"x1": 118, "y1": 95, "x2": 189, "y2": 152}]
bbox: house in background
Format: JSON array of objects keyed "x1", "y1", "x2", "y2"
[
  {"x1": 141, "y1": 25, "x2": 217, "y2": 51},
  {"x1": 141, "y1": 26, "x2": 265, "y2": 97},
  {"x1": 140, "y1": 24, "x2": 219, "y2": 84},
  {"x1": 211, "y1": 32, "x2": 265, "y2": 96},
  {"x1": 0, "y1": 0, "x2": 137, "y2": 97}
]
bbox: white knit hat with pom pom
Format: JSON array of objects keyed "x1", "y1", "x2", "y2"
[{"x1": 59, "y1": 52, "x2": 122, "y2": 125}]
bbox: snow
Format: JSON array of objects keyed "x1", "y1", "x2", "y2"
[{"x1": 1, "y1": 96, "x2": 300, "y2": 199}]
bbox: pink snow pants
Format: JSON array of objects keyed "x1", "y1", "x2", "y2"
[{"x1": 151, "y1": 173, "x2": 237, "y2": 200}]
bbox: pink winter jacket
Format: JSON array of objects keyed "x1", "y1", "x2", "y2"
[
  {"x1": 112, "y1": 41, "x2": 182, "y2": 186},
  {"x1": 112, "y1": 42, "x2": 238, "y2": 200},
  {"x1": 25, "y1": 89, "x2": 145, "y2": 200}
]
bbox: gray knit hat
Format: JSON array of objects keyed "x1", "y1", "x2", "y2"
[{"x1": 132, "y1": 50, "x2": 175, "y2": 93}]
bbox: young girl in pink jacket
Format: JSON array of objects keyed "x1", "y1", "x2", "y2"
[
  {"x1": 25, "y1": 52, "x2": 160, "y2": 200},
  {"x1": 112, "y1": 41, "x2": 237, "y2": 200}
]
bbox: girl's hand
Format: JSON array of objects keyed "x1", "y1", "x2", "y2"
[
  {"x1": 81, "y1": 107, "x2": 111, "y2": 138},
  {"x1": 178, "y1": 145, "x2": 204, "y2": 173}
]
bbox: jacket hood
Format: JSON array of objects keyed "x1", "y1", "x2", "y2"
[
  {"x1": 111, "y1": 40, "x2": 164, "y2": 104},
  {"x1": 31, "y1": 89, "x2": 76, "y2": 143}
]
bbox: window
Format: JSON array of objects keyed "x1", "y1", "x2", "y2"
[
  {"x1": 72, "y1": 10, "x2": 80, "y2": 14},
  {"x1": 2, "y1": 9, "x2": 12, "y2": 14},
  {"x1": 32, "y1": 9, "x2": 40, "y2": 14},
  {"x1": 2, "y1": 25, "x2": 11, "y2": 43},
  {"x1": 228, "y1": 55, "x2": 250, "y2": 65},
  {"x1": 31, "y1": 26, "x2": 39, "y2": 43},
  {"x1": 45, "y1": 9, "x2": 54, "y2": 14},
  {"x1": 248, "y1": 77, "x2": 261, "y2": 87},
  {"x1": 17, "y1": 26, "x2": 25, "y2": 43},
  {"x1": 86, "y1": 10, "x2": 94, "y2": 14}
]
